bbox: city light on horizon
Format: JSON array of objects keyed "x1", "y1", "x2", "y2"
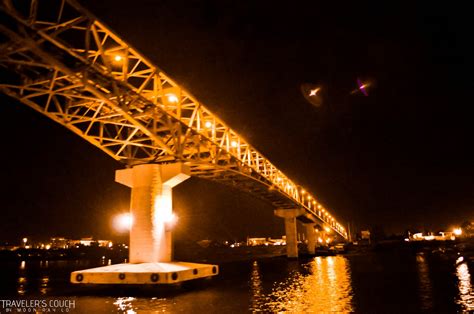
[{"x1": 454, "y1": 228, "x2": 462, "y2": 236}]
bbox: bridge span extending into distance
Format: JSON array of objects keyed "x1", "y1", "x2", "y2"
[{"x1": 0, "y1": 0, "x2": 347, "y2": 284}]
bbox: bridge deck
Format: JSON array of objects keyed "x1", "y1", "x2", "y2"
[{"x1": 0, "y1": 0, "x2": 347, "y2": 238}]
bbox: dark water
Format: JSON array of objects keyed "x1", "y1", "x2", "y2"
[{"x1": 0, "y1": 250, "x2": 473, "y2": 313}]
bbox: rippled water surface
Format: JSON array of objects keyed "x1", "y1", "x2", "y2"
[
  {"x1": 0, "y1": 250, "x2": 472, "y2": 313},
  {"x1": 249, "y1": 256, "x2": 353, "y2": 312}
]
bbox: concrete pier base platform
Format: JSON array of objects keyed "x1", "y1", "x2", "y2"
[{"x1": 71, "y1": 262, "x2": 218, "y2": 285}]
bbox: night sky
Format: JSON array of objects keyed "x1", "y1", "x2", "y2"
[{"x1": 0, "y1": 0, "x2": 473, "y2": 243}]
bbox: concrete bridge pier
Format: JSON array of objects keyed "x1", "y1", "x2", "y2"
[
  {"x1": 274, "y1": 208, "x2": 305, "y2": 258},
  {"x1": 71, "y1": 163, "x2": 219, "y2": 285},
  {"x1": 115, "y1": 163, "x2": 190, "y2": 263},
  {"x1": 304, "y1": 223, "x2": 317, "y2": 255}
]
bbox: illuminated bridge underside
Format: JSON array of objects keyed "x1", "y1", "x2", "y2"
[{"x1": 0, "y1": 0, "x2": 346, "y2": 238}]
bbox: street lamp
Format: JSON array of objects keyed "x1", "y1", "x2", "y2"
[{"x1": 113, "y1": 213, "x2": 133, "y2": 233}]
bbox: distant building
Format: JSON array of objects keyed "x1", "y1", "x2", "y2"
[
  {"x1": 0, "y1": 244, "x2": 18, "y2": 251},
  {"x1": 51, "y1": 237, "x2": 69, "y2": 249},
  {"x1": 69, "y1": 237, "x2": 112, "y2": 247},
  {"x1": 267, "y1": 238, "x2": 285, "y2": 246},
  {"x1": 409, "y1": 231, "x2": 456, "y2": 241},
  {"x1": 246, "y1": 237, "x2": 285, "y2": 246},
  {"x1": 247, "y1": 238, "x2": 267, "y2": 246},
  {"x1": 437, "y1": 232, "x2": 455, "y2": 241}
]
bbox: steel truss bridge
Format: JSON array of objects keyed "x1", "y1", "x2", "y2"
[{"x1": 0, "y1": 0, "x2": 347, "y2": 239}]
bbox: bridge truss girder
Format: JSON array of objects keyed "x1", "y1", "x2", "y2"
[{"x1": 0, "y1": 0, "x2": 347, "y2": 239}]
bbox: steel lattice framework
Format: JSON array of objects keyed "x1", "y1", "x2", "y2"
[{"x1": 0, "y1": 0, "x2": 347, "y2": 238}]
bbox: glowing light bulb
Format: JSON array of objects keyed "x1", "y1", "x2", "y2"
[
  {"x1": 114, "y1": 55, "x2": 123, "y2": 62},
  {"x1": 113, "y1": 213, "x2": 133, "y2": 232},
  {"x1": 167, "y1": 94, "x2": 179, "y2": 103},
  {"x1": 204, "y1": 121, "x2": 213, "y2": 128},
  {"x1": 231, "y1": 140, "x2": 238, "y2": 148},
  {"x1": 453, "y1": 228, "x2": 462, "y2": 236}
]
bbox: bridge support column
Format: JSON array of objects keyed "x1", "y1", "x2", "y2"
[
  {"x1": 304, "y1": 223, "x2": 317, "y2": 255},
  {"x1": 115, "y1": 163, "x2": 190, "y2": 263},
  {"x1": 274, "y1": 208, "x2": 305, "y2": 259},
  {"x1": 71, "y1": 162, "x2": 219, "y2": 285}
]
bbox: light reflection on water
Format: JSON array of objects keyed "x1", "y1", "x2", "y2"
[
  {"x1": 4, "y1": 253, "x2": 470, "y2": 312},
  {"x1": 455, "y1": 259, "x2": 473, "y2": 311},
  {"x1": 40, "y1": 276, "x2": 50, "y2": 295},
  {"x1": 17, "y1": 276, "x2": 27, "y2": 296},
  {"x1": 18, "y1": 260, "x2": 27, "y2": 295},
  {"x1": 250, "y1": 256, "x2": 354, "y2": 312},
  {"x1": 249, "y1": 260, "x2": 264, "y2": 311},
  {"x1": 114, "y1": 297, "x2": 137, "y2": 313},
  {"x1": 415, "y1": 253, "x2": 433, "y2": 311},
  {"x1": 113, "y1": 296, "x2": 171, "y2": 313}
]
